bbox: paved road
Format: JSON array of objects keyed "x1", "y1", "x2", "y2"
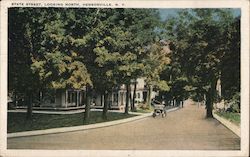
[{"x1": 8, "y1": 100, "x2": 240, "y2": 150}]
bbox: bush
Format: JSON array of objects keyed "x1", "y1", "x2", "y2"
[
  {"x1": 137, "y1": 103, "x2": 150, "y2": 110},
  {"x1": 226, "y1": 92, "x2": 240, "y2": 113}
]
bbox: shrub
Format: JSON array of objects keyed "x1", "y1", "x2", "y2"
[{"x1": 226, "y1": 92, "x2": 240, "y2": 113}]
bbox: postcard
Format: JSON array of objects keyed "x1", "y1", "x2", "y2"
[{"x1": 0, "y1": 0, "x2": 249, "y2": 157}]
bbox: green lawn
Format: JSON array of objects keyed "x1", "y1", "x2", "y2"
[
  {"x1": 8, "y1": 111, "x2": 136, "y2": 133},
  {"x1": 215, "y1": 111, "x2": 240, "y2": 126}
]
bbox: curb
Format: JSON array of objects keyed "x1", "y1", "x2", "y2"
[
  {"x1": 7, "y1": 107, "x2": 180, "y2": 138},
  {"x1": 8, "y1": 109, "x2": 85, "y2": 115},
  {"x1": 8, "y1": 109, "x2": 128, "y2": 115},
  {"x1": 213, "y1": 112, "x2": 240, "y2": 137}
]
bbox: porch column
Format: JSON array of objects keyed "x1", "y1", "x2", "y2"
[
  {"x1": 111, "y1": 92, "x2": 113, "y2": 107},
  {"x1": 118, "y1": 92, "x2": 121, "y2": 106},
  {"x1": 117, "y1": 92, "x2": 119, "y2": 106},
  {"x1": 65, "y1": 90, "x2": 68, "y2": 108},
  {"x1": 76, "y1": 91, "x2": 79, "y2": 107},
  {"x1": 79, "y1": 92, "x2": 82, "y2": 106},
  {"x1": 102, "y1": 95, "x2": 104, "y2": 107}
]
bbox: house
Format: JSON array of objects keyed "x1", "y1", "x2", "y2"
[
  {"x1": 38, "y1": 89, "x2": 86, "y2": 108},
  {"x1": 13, "y1": 89, "x2": 86, "y2": 110},
  {"x1": 92, "y1": 78, "x2": 158, "y2": 110},
  {"x1": 11, "y1": 78, "x2": 157, "y2": 111}
]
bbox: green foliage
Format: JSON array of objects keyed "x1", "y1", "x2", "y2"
[
  {"x1": 9, "y1": 8, "x2": 166, "y2": 119},
  {"x1": 8, "y1": 8, "x2": 41, "y2": 103},
  {"x1": 136, "y1": 104, "x2": 154, "y2": 113},
  {"x1": 9, "y1": 7, "x2": 162, "y2": 91},
  {"x1": 9, "y1": 8, "x2": 240, "y2": 120},
  {"x1": 225, "y1": 92, "x2": 240, "y2": 113},
  {"x1": 165, "y1": 9, "x2": 237, "y2": 80},
  {"x1": 162, "y1": 9, "x2": 240, "y2": 117},
  {"x1": 9, "y1": 8, "x2": 93, "y2": 93},
  {"x1": 31, "y1": 51, "x2": 92, "y2": 89},
  {"x1": 94, "y1": 9, "x2": 160, "y2": 83},
  {"x1": 221, "y1": 17, "x2": 240, "y2": 101},
  {"x1": 143, "y1": 42, "x2": 171, "y2": 90},
  {"x1": 29, "y1": 9, "x2": 93, "y2": 90},
  {"x1": 165, "y1": 10, "x2": 238, "y2": 89}
]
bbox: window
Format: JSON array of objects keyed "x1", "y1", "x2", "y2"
[
  {"x1": 42, "y1": 90, "x2": 56, "y2": 104},
  {"x1": 113, "y1": 93, "x2": 118, "y2": 105},
  {"x1": 67, "y1": 91, "x2": 76, "y2": 103}
]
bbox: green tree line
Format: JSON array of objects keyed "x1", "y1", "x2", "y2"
[
  {"x1": 8, "y1": 8, "x2": 240, "y2": 121},
  {"x1": 8, "y1": 8, "x2": 170, "y2": 121},
  {"x1": 162, "y1": 9, "x2": 240, "y2": 117}
]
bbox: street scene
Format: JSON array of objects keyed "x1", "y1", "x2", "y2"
[
  {"x1": 8, "y1": 100, "x2": 240, "y2": 150},
  {"x1": 7, "y1": 7, "x2": 241, "y2": 152}
]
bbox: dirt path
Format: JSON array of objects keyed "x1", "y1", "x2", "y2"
[{"x1": 7, "y1": 100, "x2": 240, "y2": 150}]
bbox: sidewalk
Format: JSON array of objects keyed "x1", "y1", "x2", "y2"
[
  {"x1": 8, "y1": 108, "x2": 146, "y2": 115},
  {"x1": 213, "y1": 111, "x2": 240, "y2": 137}
]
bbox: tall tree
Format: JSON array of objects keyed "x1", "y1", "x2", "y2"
[
  {"x1": 95, "y1": 9, "x2": 160, "y2": 114},
  {"x1": 9, "y1": 8, "x2": 93, "y2": 120},
  {"x1": 142, "y1": 41, "x2": 171, "y2": 108},
  {"x1": 220, "y1": 17, "x2": 240, "y2": 101},
  {"x1": 164, "y1": 9, "x2": 240, "y2": 117},
  {"x1": 8, "y1": 8, "x2": 42, "y2": 119}
]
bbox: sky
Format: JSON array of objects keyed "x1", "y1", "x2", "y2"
[{"x1": 158, "y1": 8, "x2": 241, "y2": 21}]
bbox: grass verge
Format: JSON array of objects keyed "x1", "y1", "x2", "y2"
[
  {"x1": 215, "y1": 111, "x2": 240, "y2": 126},
  {"x1": 8, "y1": 111, "x2": 136, "y2": 133}
]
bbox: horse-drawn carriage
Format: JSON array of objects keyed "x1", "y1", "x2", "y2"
[{"x1": 152, "y1": 99, "x2": 167, "y2": 118}]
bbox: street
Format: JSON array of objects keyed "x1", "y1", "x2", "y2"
[{"x1": 7, "y1": 101, "x2": 240, "y2": 150}]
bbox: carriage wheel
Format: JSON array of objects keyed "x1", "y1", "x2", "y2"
[
  {"x1": 153, "y1": 113, "x2": 156, "y2": 118},
  {"x1": 162, "y1": 111, "x2": 167, "y2": 118}
]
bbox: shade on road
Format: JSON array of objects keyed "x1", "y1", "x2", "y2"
[{"x1": 7, "y1": 100, "x2": 240, "y2": 150}]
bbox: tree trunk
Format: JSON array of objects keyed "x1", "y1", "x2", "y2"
[
  {"x1": 176, "y1": 99, "x2": 180, "y2": 106},
  {"x1": 125, "y1": 83, "x2": 130, "y2": 114},
  {"x1": 84, "y1": 85, "x2": 92, "y2": 124},
  {"x1": 206, "y1": 78, "x2": 217, "y2": 118},
  {"x1": 146, "y1": 85, "x2": 153, "y2": 109},
  {"x1": 26, "y1": 92, "x2": 33, "y2": 120},
  {"x1": 131, "y1": 81, "x2": 137, "y2": 112},
  {"x1": 205, "y1": 91, "x2": 213, "y2": 118},
  {"x1": 130, "y1": 92, "x2": 133, "y2": 111},
  {"x1": 14, "y1": 92, "x2": 17, "y2": 108},
  {"x1": 102, "y1": 91, "x2": 109, "y2": 120}
]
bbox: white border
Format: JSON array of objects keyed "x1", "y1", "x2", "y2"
[{"x1": 0, "y1": 0, "x2": 249, "y2": 157}]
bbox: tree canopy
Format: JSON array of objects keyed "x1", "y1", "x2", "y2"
[
  {"x1": 163, "y1": 9, "x2": 240, "y2": 117},
  {"x1": 8, "y1": 8, "x2": 240, "y2": 119}
]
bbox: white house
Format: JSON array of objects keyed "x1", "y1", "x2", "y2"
[
  {"x1": 31, "y1": 89, "x2": 86, "y2": 109},
  {"x1": 92, "y1": 78, "x2": 158, "y2": 110},
  {"x1": 13, "y1": 78, "x2": 157, "y2": 111}
]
